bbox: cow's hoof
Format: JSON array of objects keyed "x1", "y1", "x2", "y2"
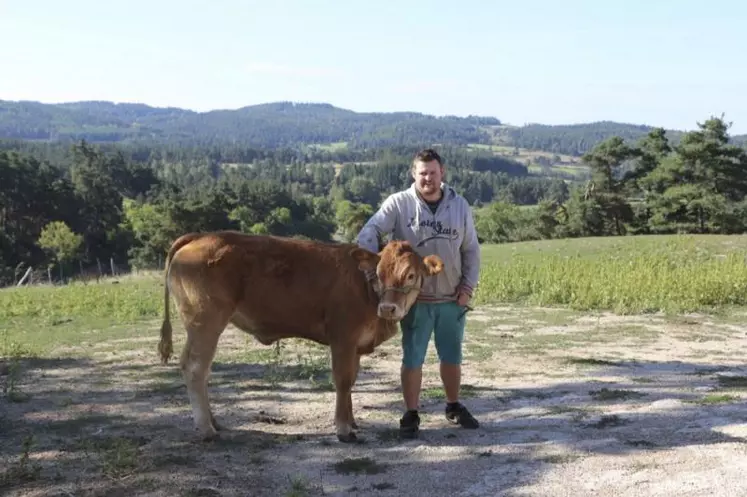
[
  {"x1": 351, "y1": 421, "x2": 359, "y2": 430},
  {"x1": 202, "y1": 432, "x2": 219, "y2": 443},
  {"x1": 197, "y1": 426, "x2": 220, "y2": 442},
  {"x1": 211, "y1": 414, "x2": 223, "y2": 431},
  {"x1": 337, "y1": 432, "x2": 358, "y2": 443}
]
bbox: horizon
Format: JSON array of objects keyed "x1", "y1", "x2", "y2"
[
  {"x1": 3, "y1": 97, "x2": 737, "y2": 135},
  {"x1": 2, "y1": 0, "x2": 746, "y2": 134}
]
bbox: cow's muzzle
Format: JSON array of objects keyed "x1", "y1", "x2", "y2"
[{"x1": 377, "y1": 302, "x2": 403, "y2": 320}]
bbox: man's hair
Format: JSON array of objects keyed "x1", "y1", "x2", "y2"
[{"x1": 412, "y1": 148, "x2": 443, "y2": 169}]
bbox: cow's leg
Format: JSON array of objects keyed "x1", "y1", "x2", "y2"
[
  {"x1": 179, "y1": 317, "x2": 226, "y2": 441},
  {"x1": 331, "y1": 345, "x2": 360, "y2": 442},
  {"x1": 348, "y1": 354, "x2": 361, "y2": 430}
]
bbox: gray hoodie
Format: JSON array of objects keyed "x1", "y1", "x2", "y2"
[{"x1": 356, "y1": 182, "x2": 481, "y2": 303}]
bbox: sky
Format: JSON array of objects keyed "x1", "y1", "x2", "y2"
[{"x1": 1, "y1": 0, "x2": 746, "y2": 133}]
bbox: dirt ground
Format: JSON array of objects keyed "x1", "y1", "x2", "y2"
[{"x1": 3, "y1": 305, "x2": 747, "y2": 496}]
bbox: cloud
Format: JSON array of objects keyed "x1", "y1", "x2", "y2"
[{"x1": 246, "y1": 63, "x2": 343, "y2": 78}]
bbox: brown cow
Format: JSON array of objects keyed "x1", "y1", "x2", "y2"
[{"x1": 157, "y1": 231, "x2": 443, "y2": 442}]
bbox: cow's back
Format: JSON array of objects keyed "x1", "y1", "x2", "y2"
[{"x1": 168, "y1": 231, "x2": 377, "y2": 346}]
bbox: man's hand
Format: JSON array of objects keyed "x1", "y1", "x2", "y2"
[{"x1": 457, "y1": 291, "x2": 471, "y2": 307}]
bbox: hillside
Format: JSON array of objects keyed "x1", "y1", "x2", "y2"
[
  {"x1": 0, "y1": 100, "x2": 498, "y2": 149},
  {"x1": 2, "y1": 99, "x2": 744, "y2": 156}
]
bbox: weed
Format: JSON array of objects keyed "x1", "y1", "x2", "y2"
[
  {"x1": 0, "y1": 435, "x2": 42, "y2": 489},
  {"x1": 687, "y1": 393, "x2": 739, "y2": 405},
  {"x1": 588, "y1": 414, "x2": 626, "y2": 428},
  {"x1": 421, "y1": 386, "x2": 445, "y2": 400},
  {"x1": 257, "y1": 340, "x2": 333, "y2": 390},
  {"x1": 544, "y1": 405, "x2": 593, "y2": 419},
  {"x1": 372, "y1": 482, "x2": 396, "y2": 490},
  {"x1": 538, "y1": 453, "x2": 580, "y2": 464},
  {"x1": 630, "y1": 377, "x2": 657, "y2": 383},
  {"x1": 76, "y1": 435, "x2": 144, "y2": 479},
  {"x1": 565, "y1": 357, "x2": 623, "y2": 367},
  {"x1": 624, "y1": 439, "x2": 657, "y2": 448},
  {"x1": 716, "y1": 375, "x2": 747, "y2": 388},
  {"x1": 286, "y1": 475, "x2": 311, "y2": 497},
  {"x1": 589, "y1": 388, "x2": 646, "y2": 401},
  {"x1": 332, "y1": 457, "x2": 387, "y2": 475},
  {"x1": 0, "y1": 337, "x2": 33, "y2": 402}
]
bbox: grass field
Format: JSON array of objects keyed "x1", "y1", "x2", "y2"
[
  {"x1": 2, "y1": 234, "x2": 747, "y2": 356},
  {"x1": 476, "y1": 234, "x2": 747, "y2": 314},
  {"x1": 4, "y1": 234, "x2": 747, "y2": 496},
  {"x1": 465, "y1": 143, "x2": 589, "y2": 179}
]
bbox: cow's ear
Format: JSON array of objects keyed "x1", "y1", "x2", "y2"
[
  {"x1": 350, "y1": 247, "x2": 380, "y2": 272},
  {"x1": 422, "y1": 255, "x2": 444, "y2": 276}
]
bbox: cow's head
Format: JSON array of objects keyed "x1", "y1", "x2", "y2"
[{"x1": 350, "y1": 241, "x2": 443, "y2": 320}]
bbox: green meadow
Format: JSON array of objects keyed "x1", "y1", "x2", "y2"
[
  {"x1": 3, "y1": 234, "x2": 747, "y2": 353},
  {"x1": 475, "y1": 234, "x2": 747, "y2": 314}
]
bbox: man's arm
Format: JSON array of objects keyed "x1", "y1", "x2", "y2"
[
  {"x1": 458, "y1": 200, "x2": 481, "y2": 298},
  {"x1": 356, "y1": 195, "x2": 398, "y2": 252},
  {"x1": 356, "y1": 195, "x2": 398, "y2": 278}
]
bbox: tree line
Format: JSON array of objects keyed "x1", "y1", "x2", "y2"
[
  {"x1": 4, "y1": 99, "x2": 744, "y2": 158},
  {"x1": 476, "y1": 116, "x2": 747, "y2": 243},
  {"x1": 0, "y1": 101, "x2": 496, "y2": 149},
  {"x1": 0, "y1": 139, "x2": 568, "y2": 286},
  {"x1": 2, "y1": 113, "x2": 744, "y2": 287}
]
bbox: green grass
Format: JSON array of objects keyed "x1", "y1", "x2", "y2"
[
  {"x1": 0, "y1": 273, "x2": 163, "y2": 323},
  {"x1": 4, "y1": 234, "x2": 747, "y2": 359},
  {"x1": 0, "y1": 273, "x2": 163, "y2": 357},
  {"x1": 474, "y1": 234, "x2": 747, "y2": 314}
]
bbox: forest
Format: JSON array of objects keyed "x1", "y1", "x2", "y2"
[
  {"x1": 1, "y1": 99, "x2": 746, "y2": 286},
  {"x1": 3, "y1": 99, "x2": 745, "y2": 155}
]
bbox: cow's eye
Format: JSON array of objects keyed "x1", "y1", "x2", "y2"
[{"x1": 407, "y1": 273, "x2": 414, "y2": 280}]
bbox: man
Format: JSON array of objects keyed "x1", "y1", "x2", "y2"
[{"x1": 356, "y1": 148, "x2": 481, "y2": 439}]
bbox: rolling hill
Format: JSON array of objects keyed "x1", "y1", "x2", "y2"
[{"x1": 1, "y1": 99, "x2": 744, "y2": 156}]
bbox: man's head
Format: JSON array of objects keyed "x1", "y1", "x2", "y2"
[
  {"x1": 411, "y1": 148, "x2": 444, "y2": 201},
  {"x1": 350, "y1": 241, "x2": 443, "y2": 320}
]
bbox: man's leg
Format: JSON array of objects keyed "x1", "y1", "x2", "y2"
[
  {"x1": 433, "y1": 302, "x2": 479, "y2": 429},
  {"x1": 399, "y1": 303, "x2": 433, "y2": 438},
  {"x1": 440, "y1": 362, "x2": 461, "y2": 404}
]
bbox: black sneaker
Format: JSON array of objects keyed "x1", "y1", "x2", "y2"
[
  {"x1": 445, "y1": 402, "x2": 479, "y2": 429},
  {"x1": 399, "y1": 409, "x2": 420, "y2": 439}
]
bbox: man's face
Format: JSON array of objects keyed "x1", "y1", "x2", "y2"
[{"x1": 412, "y1": 159, "x2": 443, "y2": 198}]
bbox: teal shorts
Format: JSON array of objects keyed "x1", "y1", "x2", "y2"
[{"x1": 399, "y1": 301, "x2": 467, "y2": 368}]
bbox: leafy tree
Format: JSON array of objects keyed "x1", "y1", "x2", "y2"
[
  {"x1": 121, "y1": 198, "x2": 178, "y2": 268},
  {"x1": 640, "y1": 116, "x2": 747, "y2": 233},
  {"x1": 335, "y1": 200, "x2": 374, "y2": 243},
  {"x1": 475, "y1": 202, "x2": 522, "y2": 243},
  {"x1": 556, "y1": 186, "x2": 607, "y2": 238},
  {"x1": 581, "y1": 137, "x2": 636, "y2": 235},
  {"x1": 38, "y1": 221, "x2": 83, "y2": 277}
]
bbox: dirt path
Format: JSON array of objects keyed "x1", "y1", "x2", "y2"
[{"x1": 3, "y1": 306, "x2": 747, "y2": 496}]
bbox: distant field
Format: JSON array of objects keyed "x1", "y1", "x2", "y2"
[
  {"x1": 222, "y1": 141, "x2": 590, "y2": 181},
  {"x1": 475, "y1": 234, "x2": 747, "y2": 314},
  {"x1": 527, "y1": 164, "x2": 590, "y2": 179},
  {"x1": 465, "y1": 143, "x2": 589, "y2": 179},
  {"x1": 466, "y1": 143, "x2": 581, "y2": 164},
  {"x1": 309, "y1": 141, "x2": 348, "y2": 151}
]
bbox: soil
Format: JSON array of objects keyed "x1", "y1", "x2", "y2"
[{"x1": 3, "y1": 305, "x2": 747, "y2": 496}]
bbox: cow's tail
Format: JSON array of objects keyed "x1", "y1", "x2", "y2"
[{"x1": 158, "y1": 233, "x2": 201, "y2": 365}]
